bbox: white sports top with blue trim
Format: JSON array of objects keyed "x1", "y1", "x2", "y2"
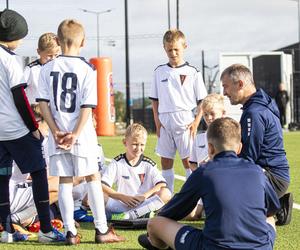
[
  {"x1": 0, "y1": 45, "x2": 29, "y2": 140},
  {"x1": 101, "y1": 154, "x2": 166, "y2": 196},
  {"x1": 190, "y1": 132, "x2": 208, "y2": 164},
  {"x1": 23, "y1": 59, "x2": 42, "y2": 104},
  {"x1": 37, "y1": 55, "x2": 98, "y2": 158},
  {"x1": 150, "y1": 62, "x2": 207, "y2": 113}
]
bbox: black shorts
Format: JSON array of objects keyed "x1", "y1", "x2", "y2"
[
  {"x1": 0, "y1": 132, "x2": 46, "y2": 175},
  {"x1": 175, "y1": 225, "x2": 203, "y2": 250},
  {"x1": 264, "y1": 168, "x2": 289, "y2": 198}
]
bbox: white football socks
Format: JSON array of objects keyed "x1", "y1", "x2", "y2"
[
  {"x1": 87, "y1": 180, "x2": 108, "y2": 234},
  {"x1": 58, "y1": 183, "x2": 76, "y2": 235},
  {"x1": 162, "y1": 169, "x2": 174, "y2": 193}
]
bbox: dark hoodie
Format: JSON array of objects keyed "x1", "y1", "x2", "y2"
[{"x1": 239, "y1": 88, "x2": 290, "y2": 182}]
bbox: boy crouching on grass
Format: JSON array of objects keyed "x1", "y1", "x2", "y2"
[
  {"x1": 139, "y1": 117, "x2": 280, "y2": 250},
  {"x1": 101, "y1": 123, "x2": 172, "y2": 220},
  {"x1": 186, "y1": 93, "x2": 226, "y2": 221}
]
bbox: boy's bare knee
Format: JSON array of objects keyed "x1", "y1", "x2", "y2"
[
  {"x1": 85, "y1": 173, "x2": 100, "y2": 182},
  {"x1": 182, "y1": 157, "x2": 190, "y2": 169},
  {"x1": 59, "y1": 176, "x2": 73, "y2": 184},
  {"x1": 147, "y1": 216, "x2": 160, "y2": 234},
  {"x1": 158, "y1": 187, "x2": 172, "y2": 203},
  {"x1": 147, "y1": 217, "x2": 155, "y2": 232}
]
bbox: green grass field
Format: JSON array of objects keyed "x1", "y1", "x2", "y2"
[{"x1": 1, "y1": 132, "x2": 299, "y2": 249}]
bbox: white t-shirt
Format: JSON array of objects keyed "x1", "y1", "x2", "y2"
[
  {"x1": 150, "y1": 62, "x2": 207, "y2": 113},
  {"x1": 101, "y1": 154, "x2": 166, "y2": 195},
  {"x1": 0, "y1": 45, "x2": 29, "y2": 140},
  {"x1": 37, "y1": 55, "x2": 98, "y2": 158},
  {"x1": 23, "y1": 59, "x2": 42, "y2": 104},
  {"x1": 190, "y1": 132, "x2": 208, "y2": 164}
]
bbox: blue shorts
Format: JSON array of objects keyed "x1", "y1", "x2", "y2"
[
  {"x1": 0, "y1": 132, "x2": 46, "y2": 175},
  {"x1": 175, "y1": 225, "x2": 203, "y2": 250},
  {"x1": 174, "y1": 224, "x2": 276, "y2": 250}
]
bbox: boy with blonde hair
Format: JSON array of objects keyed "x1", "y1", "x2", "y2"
[
  {"x1": 38, "y1": 19, "x2": 124, "y2": 245},
  {"x1": 24, "y1": 32, "x2": 60, "y2": 104},
  {"x1": 150, "y1": 29, "x2": 207, "y2": 193},
  {"x1": 102, "y1": 123, "x2": 171, "y2": 220},
  {"x1": 139, "y1": 117, "x2": 280, "y2": 250},
  {"x1": 0, "y1": 9, "x2": 64, "y2": 243},
  {"x1": 187, "y1": 93, "x2": 225, "y2": 221},
  {"x1": 190, "y1": 93, "x2": 226, "y2": 170}
]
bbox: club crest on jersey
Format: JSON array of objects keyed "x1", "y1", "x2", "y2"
[
  {"x1": 180, "y1": 74, "x2": 187, "y2": 85},
  {"x1": 138, "y1": 174, "x2": 145, "y2": 185}
]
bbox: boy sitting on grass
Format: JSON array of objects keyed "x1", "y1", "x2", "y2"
[
  {"x1": 101, "y1": 123, "x2": 171, "y2": 220},
  {"x1": 139, "y1": 117, "x2": 280, "y2": 250}
]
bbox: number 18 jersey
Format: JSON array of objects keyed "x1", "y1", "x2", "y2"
[{"x1": 37, "y1": 55, "x2": 98, "y2": 158}]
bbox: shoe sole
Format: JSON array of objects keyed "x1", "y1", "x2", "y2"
[
  {"x1": 284, "y1": 193, "x2": 293, "y2": 225},
  {"x1": 276, "y1": 192, "x2": 293, "y2": 226}
]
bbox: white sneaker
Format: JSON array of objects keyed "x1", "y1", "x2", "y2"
[
  {"x1": 38, "y1": 228, "x2": 65, "y2": 243},
  {"x1": 1, "y1": 231, "x2": 28, "y2": 243}
]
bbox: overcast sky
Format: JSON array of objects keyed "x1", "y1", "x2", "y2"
[{"x1": 3, "y1": 0, "x2": 298, "y2": 94}]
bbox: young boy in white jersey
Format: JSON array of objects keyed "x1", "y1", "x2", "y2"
[
  {"x1": 37, "y1": 19, "x2": 125, "y2": 245},
  {"x1": 101, "y1": 123, "x2": 171, "y2": 220},
  {"x1": 187, "y1": 93, "x2": 226, "y2": 220},
  {"x1": 23, "y1": 32, "x2": 60, "y2": 105},
  {"x1": 0, "y1": 9, "x2": 64, "y2": 243},
  {"x1": 190, "y1": 93, "x2": 226, "y2": 170},
  {"x1": 150, "y1": 29, "x2": 207, "y2": 193}
]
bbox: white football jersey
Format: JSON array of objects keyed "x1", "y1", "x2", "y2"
[
  {"x1": 150, "y1": 62, "x2": 207, "y2": 113},
  {"x1": 101, "y1": 154, "x2": 166, "y2": 195},
  {"x1": 0, "y1": 45, "x2": 29, "y2": 140},
  {"x1": 37, "y1": 55, "x2": 98, "y2": 157},
  {"x1": 23, "y1": 59, "x2": 42, "y2": 104},
  {"x1": 190, "y1": 132, "x2": 208, "y2": 164}
]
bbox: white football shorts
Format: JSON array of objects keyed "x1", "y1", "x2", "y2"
[
  {"x1": 156, "y1": 111, "x2": 194, "y2": 159},
  {"x1": 106, "y1": 198, "x2": 129, "y2": 213},
  {"x1": 49, "y1": 153, "x2": 98, "y2": 177}
]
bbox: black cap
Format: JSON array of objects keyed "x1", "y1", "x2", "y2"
[{"x1": 0, "y1": 9, "x2": 28, "y2": 42}]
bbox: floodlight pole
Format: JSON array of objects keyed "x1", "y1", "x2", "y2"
[
  {"x1": 167, "y1": 0, "x2": 171, "y2": 29},
  {"x1": 298, "y1": 0, "x2": 300, "y2": 72},
  {"x1": 176, "y1": 0, "x2": 179, "y2": 29},
  {"x1": 125, "y1": 0, "x2": 132, "y2": 125},
  {"x1": 6, "y1": 0, "x2": 9, "y2": 9},
  {"x1": 80, "y1": 8, "x2": 112, "y2": 57}
]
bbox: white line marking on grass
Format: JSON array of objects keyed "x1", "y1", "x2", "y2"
[
  {"x1": 105, "y1": 157, "x2": 300, "y2": 210},
  {"x1": 174, "y1": 174, "x2": 186, "y2": 181},
  {"x1": 293, "y1": 203, "x2": 300, "y2": 210}
]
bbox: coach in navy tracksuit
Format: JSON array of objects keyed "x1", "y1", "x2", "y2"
[
  {"x1": 221, "y1": 64, "x2": 292, "y2": 226},
  {"x1": 138, "y1": 118, "x2": 280, "y2": 250}
]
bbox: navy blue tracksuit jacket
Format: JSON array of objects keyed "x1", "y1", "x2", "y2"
[
  {"x1": 158, "y1": 151, "x2": 280, "y2": 250},
  {"x1": 239, "y1": 88, "x2": 290, "y2": 182}
]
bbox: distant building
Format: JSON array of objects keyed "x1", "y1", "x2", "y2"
[{"x1": 276, "y1": 43, "x2": 300, "y2": 122}]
